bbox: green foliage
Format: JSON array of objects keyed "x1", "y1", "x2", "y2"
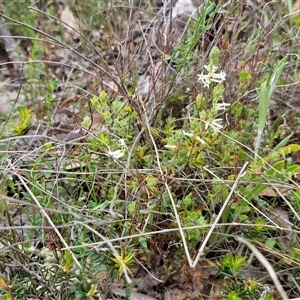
[
  {"x1": 173, "y1": 1, "x2": 217, "y2": 70},
  {"x1": 3, "y1": 0, "x2": 38, "y2": 38},
  {"x1": 110, "y1": 248, "x2": 135, "y2": 277},
  {"x1": 1, "y1": 1, "x2": 300, "y2": 299},
  {"x1": 178, "y1": 196, "x2": 208, "y2": 248},
  {"x1": 12, "y1": 107, "x2": 32, "y2": 135},
  {"x1": 220, "y1": 265, "x2": 272, "y2": 300},
  {"x1": 219, "y1": 254, "x2": 246, "y2": 279},
  {"x1": 254, "y1": 56, "x2": 288, "y2": 163}
]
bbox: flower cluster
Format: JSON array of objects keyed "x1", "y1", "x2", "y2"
[
  {"x1": 205, "y1": 118, "x2": 223, "y2": 132},
  {"x1": 197, "y1": 46, "x2": 229, "y2": 133},
  {"x1": 198, "y1": 64, "x2": 226, "y2": 88},
  {"x1": 106, "y1": 138, "x2": 127, "y2": 160},
  {"x1": 164, "y1": 47, "x2": 229, "y2": 155}
]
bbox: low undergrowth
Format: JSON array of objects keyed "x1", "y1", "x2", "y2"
[{"x1": 0, "y1": 1, "x2": 300, "y2": 299}]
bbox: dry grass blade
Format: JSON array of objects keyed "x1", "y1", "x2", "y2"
[
  {"x1": 11, "y1": 166, "x2": 81, "y2": 269},
  {"x1": 192, "y1": 161, "x2": 249, "y2": 268}
]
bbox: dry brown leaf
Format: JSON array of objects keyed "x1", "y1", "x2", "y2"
[
  {"x1": 60, "y1": 5, "x2": 81, "y2": 41},
  {"x1": 0, "y1": 95, "x2": 12, "y2": 116},
  {"x1": 269, "y1": 205, "x2": 299, "y2": 252},
  {"x1": 259, "y1": 187, "x2": 289, "y2": 198}
]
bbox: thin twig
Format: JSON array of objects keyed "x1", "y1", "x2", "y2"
[
  {"x1": 202, "y1": 164, "x2": 284, "y2": 230},
  {"x1": 62, "y1": 221, "x2": 300, "y2": 251},
  {"x1": 192, "y1": 161, "x2": 249, "y2": 267},
  {"x1": 10, "y1": 167, "x2": 82, "y2": 269},
  {"x1": 139, "y1": 99, "x2": 193, "y2": 267},
  {"x1": 78, "y1": 222, "x2": 132, "y2": 284},
  {"x1": 265, "y1": 177, "x2": 300, "y2": 222},
  {"x1": 0, "y1": 12, "x2": 127, "y2": 97}
]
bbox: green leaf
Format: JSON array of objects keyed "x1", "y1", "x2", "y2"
[
  {"x1": 265, "y1": 238, "x2": 276, "y2": 249},
  {"x1": 264, "y1": 294, "x2": 274, "y2": 300},
  {"x1": 213, "y1": 85, "x2": 224, "y2": 102},
  {"x1": 209, "y1": 46, "x2": 220, "y2": 65},
  {"x1": 268, "y1": 56, "x2": 288, "y2": 95},
  {"x1": 204, "y1": 2, "x2": 216, "y2": 16},
  {"x1": 62, "y1": 251, "x2": 74, "y2": 274},
  {"x1": 128, "y1": 201, "x2": 136, "y2": 215},
  {"x1": 271, "y1": 133, "x2": 292, "y2": 152},
  {"x1": 265, "y1": 160, "x2": 285, "y2": 175},
  {"x1": 254, "y1": 56, "x2": 287, "y2": 163},
  {"x1": 286, "y1": 165, "x2": 300, "y2": 174},
  {"x1": 281, "y1": 144, "x2": 300, "y2": 154},
  {"x1": 139, "y1": 237, "x2": 148, "y2": 249},
  {"x1": 267, "y1": 144, "x2": 300, "y2": 162},
  {"x1": 238, "y1": 71, "x2": 251, "y2": 80},
  {"x1": 244, "y1": 184, "x2": 267, "y2": 201},
  {"x1": 258, "y1": 81, "x2": 269, "y2": 134},
  {"x1": 145, "y1": 176, "x2": 157, "y2": 188}
]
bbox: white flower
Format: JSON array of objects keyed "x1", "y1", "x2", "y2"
[
  {"x1": 197, "y1": 73, "x2": 210, "y2": 88},
  {"x1": 182, "y1": 130, "x2": 193, "y2": 138},
  {"x1": 198, "y1": 64, "x2": 226, "y2": 88},
  {"x1": 205, "y1": 118, "x2": 224, "y2": 132},
  {"x1": 183, "y1": 130, "x2": 206, "y2": 144},
  {"x1": 106, "y1": 149, "x2": 124, "y2": 160},
  {"x1": 215, "y1": 102, "x2": 230, "y2": 111},
  {"x1": 195, "y1": 136, "x2": 206, "y2": 144},
  {"x1": 165, "y1": 144, "x2": 177, "y2": 149},
  {"x1": 119, "y1": 138, "x2": 126, "y2": 147}
]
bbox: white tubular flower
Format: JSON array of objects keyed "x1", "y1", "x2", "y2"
[
  {"x1": 215, "y1": 102, "x2": 231, "y2": 111},
  {"x1": 182, "y1": 130, "x2": 194, "y2": 138},
  {"x1": 210, "y1": 70, "x2": 226, "y2": 83},
  {"x1": 165, "y1": 144, "x2": 177, "y2": 149},
  {"x1": 105, "y1": 138, "x2": 127, "y2": 160},
  {"x1": 183, "y1": 130, "x2": 206, "y2": 144},
  {"x1": 106, "y1": 149, "x2": 124, "y2": 160},
  {"x1": 195, "y1": 136, "x2": 206, "y2": 144},
  {"x1": 198, "y1": 64, "x2": 226, "y2": 88},
  {"x1": 205, "y1": 118, "x2": 224, "y2": 132}
]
